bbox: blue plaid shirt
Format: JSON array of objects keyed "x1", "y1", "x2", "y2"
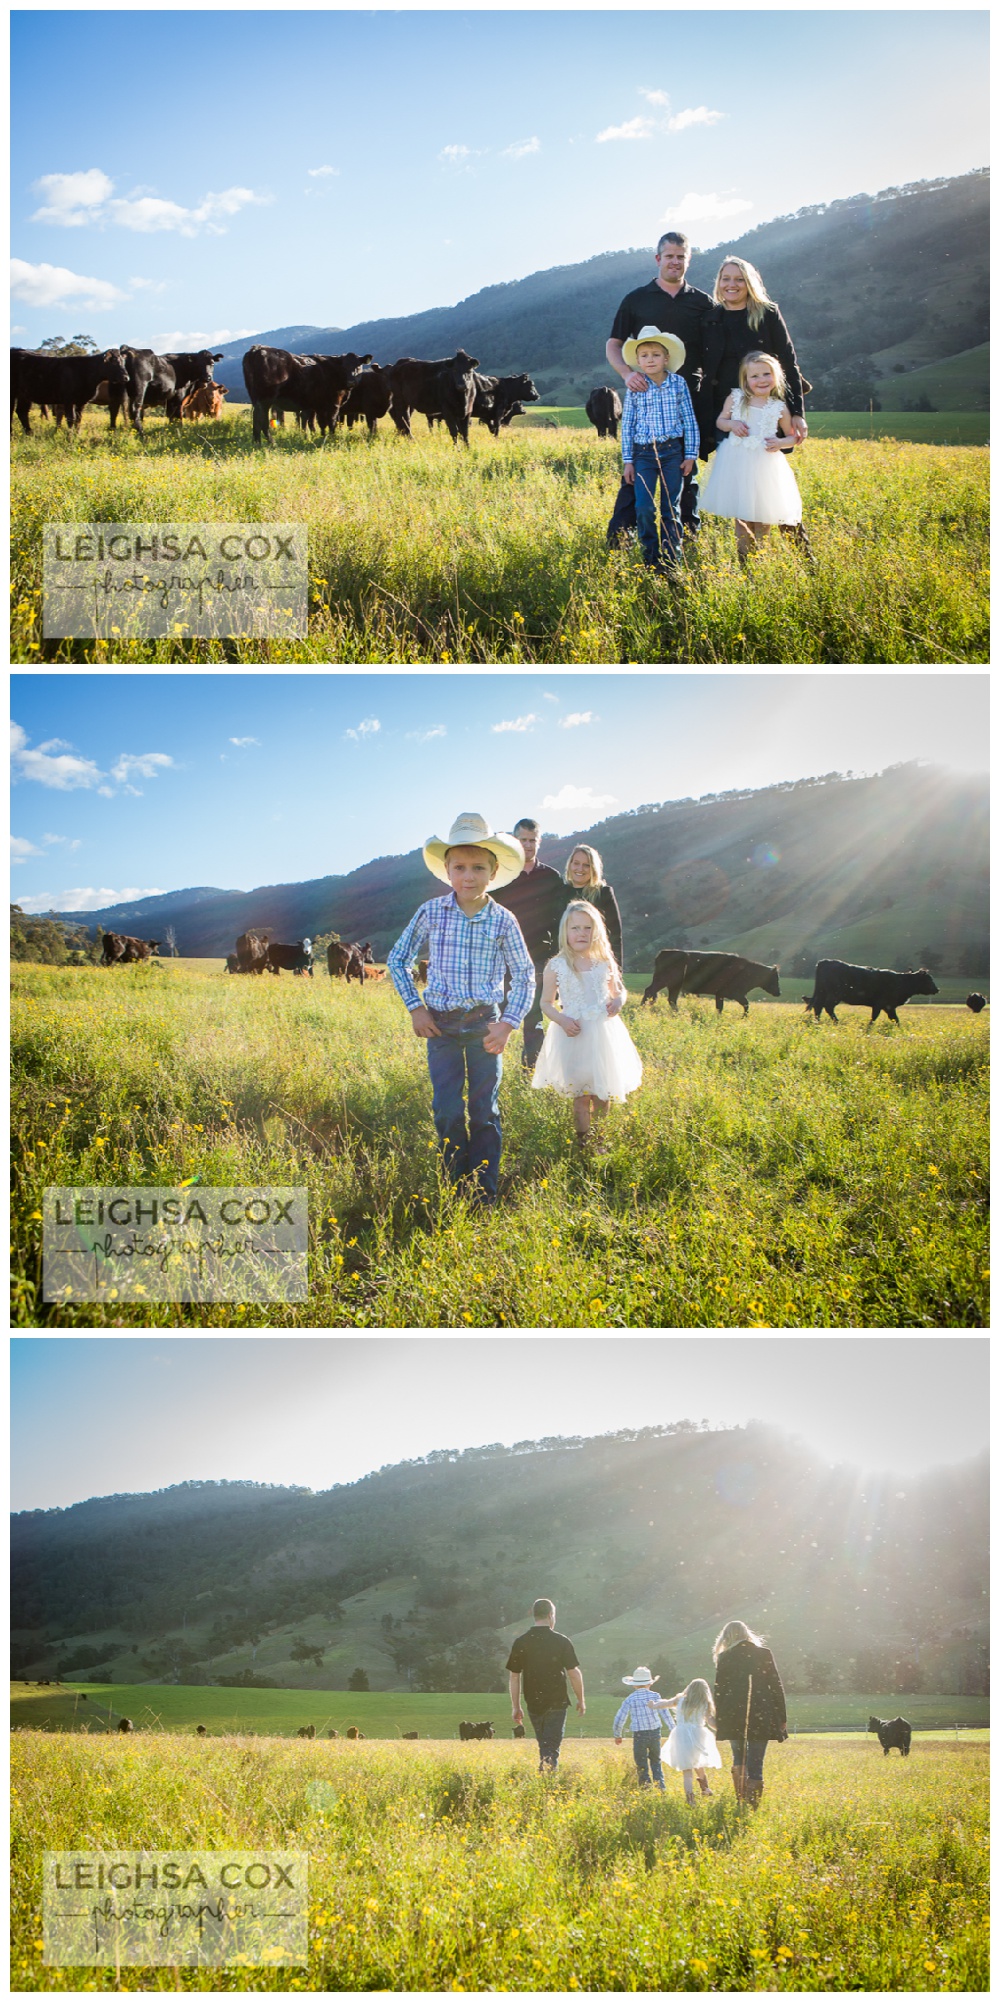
[
  {"x1": 621, "y1": 373, "x2": 699, "y2": 463},
  {"x1": 388, "y1": 891, "x2": 535, "y2": 1023},
  {"x1": 613, "y1": 1689, "x2": 676, "y2": 1735}
]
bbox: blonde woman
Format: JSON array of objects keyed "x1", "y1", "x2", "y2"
[
  {"x1": 532, "y1": 901, "x2": 642, "y2": 1148},
  {"x1": 712, "y1": 1620, "x2": 787, "y2": 1809},
  {"x1": 702, "y1": 257, "x2": 808, "y2": 453},
  {"x1": 558, "y1": 844, "x2": 623, "y2": 969}
]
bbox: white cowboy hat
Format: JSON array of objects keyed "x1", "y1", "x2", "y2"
[
  {"x1": 621, "y1": 326, "x2": 686, "y2": 374},
  {"x1": 423, "y1": 812, "x2": 525, "y2": 889},
  {"x1": 622, "y1": 1665, "x2": 660, "y2": 1686}
]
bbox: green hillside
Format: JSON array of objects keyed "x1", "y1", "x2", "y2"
[{"x1": 874, "y1": 342, "x2": 989, "y2": 411}]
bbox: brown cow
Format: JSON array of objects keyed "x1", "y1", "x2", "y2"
[
  {"x1": 235, "y1": 930, "x2": 269, "y2": 975},
  {"x1": 102, "y1": 932, "x2": 161, "y2": 965},
  {"x1": 345, "y1": 1726, "x2": 366, "y2": 1740},
  {"x1": 181, "y1": 382, "x2": 228, "y2": 419}
]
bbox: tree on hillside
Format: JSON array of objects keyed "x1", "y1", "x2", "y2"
[
  {"x1": 290, "y1": 1638, "x2": 326, "y2": 1668},
  {"x1": 39, "y1": 334, "x2": 99, "y2": 356},
  {"x1": 347, "y1": 1666, "x2": 370, "y2": 1692}
]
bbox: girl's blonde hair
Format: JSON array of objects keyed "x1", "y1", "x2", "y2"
[
  {"x1": 714, "y1": 256, "x2": 776, "y2": 332},
  {"x1": 737, "y1": 350, "x2": 787, "y2": 402},
  {"x1": 678, "y1": 1678, "x2": 716, "y2": 1725},
  {"x1": 564, "y1": 843, "x2": 605, "y2": 887},
  {"x1": 557, "y1": 899, "x2": 617, "y2": 970},
  {"x1": 713, "y1": 1619, "x2": 766, "y2": 1664}
]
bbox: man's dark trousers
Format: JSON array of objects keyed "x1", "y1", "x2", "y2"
[
  {"x1": 520, "y1": 964, "x2": 546, "y2": 1068},
  {"x1": 528, "y1": 1705, "x2": 568, "y2": 1771},
  {"x1": 608, "y1": 465, "x2": 700, "y2": 545}
]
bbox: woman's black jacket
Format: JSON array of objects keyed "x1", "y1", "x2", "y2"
[
  {"x1": 555, "y1": 882, "x2": 623, "y2": 970},
  {"x1": 700, "y1": 304, "x2": 808, "y2": 447},
  {"x1": 713, "y1": 1640, "x2": 788, "y2": 1743}
]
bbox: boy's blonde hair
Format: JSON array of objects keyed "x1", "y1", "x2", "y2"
[
  {"x1": 679, "y1": 1678, "x2": 716, "y2": 1725},
  {"x1": 713, "y1": 1620, "x2": 766, "y2": 1664},
  {"x1": 557, "y1": 899, "x2": 617, "y2": 970},
  {"x1": 714, "y1": 256, "x2": 776, "y2": 332},
  {"x1": 737, "y1": 350, "x2": 787, "y2": 403},
  {"x1": 564, "y1": 843, "x2": 605, "y2": 887}
]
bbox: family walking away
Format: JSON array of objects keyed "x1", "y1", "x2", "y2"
[{"x1": 506, "y1": 1600, "x2": 585, "y2": 1773}]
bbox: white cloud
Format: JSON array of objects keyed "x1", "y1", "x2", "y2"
[
  {"x1": 129, "y1": 276, "x2": 168, "y2": 294},
  {"x1": 11, "y1": 721, "x2": 104, "y2": 791},
  {"x1": 11, "y1": 835, "x2": 43, "y2": 863},
  {"x1": 97, "y1": 786, "x2": 115, "y2": 798},
  {"x1": 110, "y1": 752, "x2": 174, "y2": 785},
  {"x1": 406, "y1": 726, "x2": 447, "y2": 743},
  {"x1": 639, "y1": 89, "x2": 670, "y2": 108},
  {"x1": 30, "y1": 168, "x2": 115, "y2": 227},
  {"x1": 42, "y1": 832, "x2": 82, "y2": 850},
  {"x1": 596, "y1": 116, "x2": 655, "y2": 143},
  {"x1": 541, "y1": 784, "x2": 618, "y2": 812},
  {"x1": 10, "y1": 257, "x2": 126, "y2": 311},
  {"x1": 668, "y1": 106, "x2": 725, "y2": 132},
  {"x1": 439, "y1": 144, "x2": 481, "y2": 167},
  {"x1": 491, "y1": 714, "x2": 538, "y2": 735},
  {"x1": 543, "y1": 692, "x2": 559, "y2": 703},
  {"x1": 11, "y1": 323, "x2": 27, "y2": 333},
  {"x1": 307, "y1": 165, "x2": 338, "y2": 178},
  {"x1": 229, "y1": 736, "x2": 260, "y2": 748},
  {"x1": 18, "y1": 885, "x2": 163, "y2": 914},
  {"x1": 345, "y1": 717, "x2": 381, "y2": 741},
  {"x1": 153, "y1": 326, "x2": 254, "y2": 347},
  {"x1": 559, "y1": 712, "x2": 597, "y2": 729},
  {"x1": 502, "y1": 138, "x2": 541, "y2": 160},
  {"x1": 662, "y1": 191, "x2": 754, "y2": 226},
  {"x1": 29, "y1": 167, "x2": 270, "y2": 238}
]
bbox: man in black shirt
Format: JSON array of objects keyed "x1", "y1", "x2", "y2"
[
  {"x1": 605, "y1": 229, "x2": 713, "y2": 546},
  {"x1": 491, "y1": 817, "x2": 563, "y2": 1069},
  {"x1": 506, "y1": 1597, "x2": 585, "y2": 1771}
]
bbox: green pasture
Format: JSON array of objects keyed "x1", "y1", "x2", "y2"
[
  {"x1": 10, "y1": 1730, "x2": 988, "y2": 1989},
  {"x1": 516, "y1": 405, "x2": 989, "y2": 443},
  {"x1": 10, "y1": 411, "x2": 989, "y2": 662},
  {"x1": 11, "y1": 962, "x2": 988, "y2": 1328},
  {"x1": 872, "y1": 342, "x2": 989, "y2": 412}
]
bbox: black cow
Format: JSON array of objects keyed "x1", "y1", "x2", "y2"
[
  {"x1": 868, "y1": 1715, "x2": 912, "y2": 1757},
  {"x1": 327, "y1": 941, "x2": 366, "y2": 984},
  {"x1": 296, "y1": 1724, "x2": 316, "y2": 1739},
  {"x1": 116, "y1": 348, "x2": 225, "y2": 433},
  {"x1": 117, "y1": 1717, "x2": 135, "y2": 1733},
  {"x1": 513, "y1": 1723, "x2": 526, "y2": 1739},
  {"x1": 267, "y1": 940, "x2": 314, "y2": 976},
  {"x1": 472, "y1": 372, "x2": 539, "y2": 435},
  {"x1": 11, "y1": 347, "x2": 128, "y2": 435},
  {"x1": 586, "y1": 386, "x2": 623, "y2": 439},
  {"x1": 235, "y1": 930, "x2": 269, "y2": 975},
  {"x1": 642, "y1": 948, "x2": 780, "y2": 1015},
  {"x1": 804, "y1": 959, "x2": 939, "y2": 1025},
  {"x1": 102, "y1": 932, "x2": 161, "y2": 965},
  {"x1": 458, "y1": 1720, "x2": 495, "y2": 1741},
  {"x1": 389, "y1": 350, "x2": 480, "y2": 445},
  {"x1": 966, "y1": 993, "x2": 987, "y2": 1013},
  {"x1": 243, "y1": 346, "x2": 372, "y2": 445},
  {"x1": 402, "y1": 1730, "x2": 419, "y2": 1740},
  {"x1": 224, "y1": 953, "x2": 241, "y2": 974},
  {"x1": 341, "y1": 364, "x2": 392, "y2": 435},
  {"x1": 196, "y1": 1725, "x2": 208, "y2": 1736}
]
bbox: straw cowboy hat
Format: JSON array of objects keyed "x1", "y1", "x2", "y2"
[
  {"x1": 622, "y1": 1665, "x2": 660, "y2": 1687},
  {"x1": 621, "y1": 326, "x2": 686, "y2": 374},
  {"x1": 423, "y1": 812, "x2": 525, "y2": 889}
]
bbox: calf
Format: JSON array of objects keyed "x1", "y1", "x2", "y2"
[
  {"x1": 642, "y1": 948, "x2": 780, "y2": 1015},
  {"x1": 181, "y1": 382, "x2": 228, "y2": 420},
  {"x1": 868, "y1": 1714, "x2": 911, "y2": 1756},
  {"x1": 804, "y1": 959, "x2": 939, "y2": 1025},
  {"x1": 585, "y1": 385, "x2": 623, "y2": 439}
]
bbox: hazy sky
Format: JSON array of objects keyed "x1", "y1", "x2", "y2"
[
  {"x1": 9, "y1": 672, "x2": 988, "y2": 912},
  {"x1": 10, "y1": 10, "x2": 988, "y2": 347},
  {"x1": 10, "y1": 1337, "x2": 988, "y2": 1511}
]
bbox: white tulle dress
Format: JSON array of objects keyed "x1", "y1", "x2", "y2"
[
  {"x1": 531, "y1": 954, "x2": 643, "y2": 1102},
  {"x1": 663, "y1": 1709, "x2": 723, "y2": 1772},
  {"x1": 701, "y1": 395, "x2": 803, "y2": 524}
]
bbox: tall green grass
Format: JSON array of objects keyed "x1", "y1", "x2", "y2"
[
  {"x1": 11, "y1": 418, "x2": 989, "y2": 662},
  {"x1": 10, "y1": 1732, "x2": 988, "y2": 1989},
  {"x1": 11, "y1": 963, "x2": 988, "y2": 1328}
]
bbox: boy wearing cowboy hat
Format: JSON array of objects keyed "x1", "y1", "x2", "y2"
[
  {"x1": 613, "y1": 1665, "x2": 675, "y2": 1790},
  {"x1": 387, "y1": 812, "x2": 535, "y2": 1204},
  {"x1": 620, "y1": 327, "x2": 699, "y2": 575}
]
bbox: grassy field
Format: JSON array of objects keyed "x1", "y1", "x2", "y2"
[
  {"x1": 11, "y1": 1681, "x2": 990, "y2": 1739},
  {"x1": 873, "y1": 344, "x2": 989, "y2": 413},
  {"x1": 10, "y1": 1729, "x2": 988, "y2": 1989},
  {"x1": 519, "y1": 406, "x2": 990, "y2": 444},
  {"x1": 10, "y1": 411, "x2": 989, "y2": 662},
  {"x1": 11, "y1": 960, "x2": 988, "y2": 1328}
]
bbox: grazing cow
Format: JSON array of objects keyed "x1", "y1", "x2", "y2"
[
  {"x1": 513, "y1": 1724, "x2": 526, "y2": 1739},
  {"x1": 585, "y1": 386, "x2": 623, "y2": 439},
  {"x1": 181, "y1": 382, "x2": 228, "y2": 420},
  {"x1": 267, "y1": 940, "x2": 314, "y2": 977},
  {"x1": 966, "y1": 993, "x2": 987, "y2": 1013},
  {"x1": 868, "y1": 1715, "x2": 912, "y2": 1757},
  {"x1": 341, "y1": 364, "x2": 392, "y2": 435},
  {"x1": 296, "y1": 1724, "x2": 316, "y2": 1739},
  {"x1": 102, "y1": 932, "x2": 161, "y2": 965},
  {"x1": 363, "y1": 966, "x2": 386, "y2": 982},
  {"x1": 472, "y1": 372, "x2": 540, "y2": 435},
  {"x1": 642, "y1": 948, "x2": 780, "y2": 1015},
  {"x1": 402, "y1": 1730, "x2": 418, "y2": 1740},
  {"x1": 327, "y1": 941, "x2": 368, "y2": 985},
  {"x1": 804, "y1": 959, "x2": 939, "y2": 1025},
  {"x1": 235, "y1": 930, "x2": 270, "y2": 975},
  {"x1": 327, "y1": 1729, "x2": 339, "y2": 1738},
  {"x1": 114, "y1": 348, "x2": 225, "y2": 433},
  {"x1": 389, "y1": 350, "x2": 480, "y2": 445},
  {"x1": 345, "y1": 1726, "x2": 365, "y2": 1740},
  {"x1": 458, "y1": 1721, "x2": 495, "y2": 1741},
  {"x1": 243, "y1": 345, "x2": 372, "y2": 445},
  {"x1": 117, "y1": 1717, "x2": 135, "y2": 1733},
  {"x1": 11, "y1": 347, "x2": 129, "y2": 435},
  {"x1": 225, "y1": 953, "x2": 241, "y2": 974},
  {"x1": 196, "y1": 1725, "x2": 207, "y2": 1736}
]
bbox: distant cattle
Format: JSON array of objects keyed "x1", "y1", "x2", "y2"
[
  {"x1": 966, "y1": 992, "x2": 987, "y2": 1013},
  {"x1": 804, "y1": 959, "x2": 939, "y2": 1025},
  {"x1": 458, "y1": 1720, "x2": 495, "y2": 1741},
  {"x1": 868, "y1": 1714, "x2": 912, "y2": 1756},
  {"x1": 242, "y1": 345, "x2": 372, "y2": 445},
  {"x1": 225, "y1": 953, "x2": 241, "y2": 974},
  {"x1": 118, "y1": 348, "x2": 225, "y2": 433},
  {"x1": 389, "y1": 350, "x2": 480, "y2": 445},
  {"x1": 117, "y1": 1717, "x2": 135, "y2": 1733},
  {"x1": 327, "y1": 941, "x2": 368, "y2": 984},
  {"x1": 181, "y1": 382, "x2": 228, "y2": 420},
  {"x1": 196, "y1": 1725, "x2": 207, "y2": 1736},
  {"x1": 345, "y1": 1726, "x2": 365, "y2": 1740},
  {"x1": 235, "y1": 930, "x2": 269, "y2": 975},
  {"x1": 102, "y1": 932, "x2": 161, "y2": 965},
  {"x1": 296, "y1": 1724, "x2": 316, "y2": 1739},
  {"x1": 642, "y1": 948, "x2": 780, "y2": 1015},
  {"x1": 364, "y1": 966, "x2": 386, "y2": 982},
  {"x1": 472, "y1": 371, "x2": 540, "y2": 435},
  {"x1": 11, "y1": 346, "x2": 129, "y2": 435},
  {"x1": 586, "y1": 386, "x2": 623, "y2": 439},
  {"x1": 512, "y1": 1723, "x2": 526, "y2": 1739},
  {"x1": 327, "y1": 1729, "x2": 339, "y2": 1738},
  {"x1": 402, "y1": 1730, "x2": 419, "y2": 1739},
  {"x1": 267, "y1": 939, "x2": 314, "y2": 976},
  {"x1": 341, "y1": 364, "x2": 393, "y2": 435}
]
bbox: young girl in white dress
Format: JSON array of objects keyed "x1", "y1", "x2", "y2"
[
  {"x1": 701, "y1": 350, "x2": 804, "y2": 563},
  {"x1": 660, "y1": 1677, "x2": 723, "y2": 1804},
  {"x1": 532, "y1": 900, "x2": 642, "y2": 1149}
]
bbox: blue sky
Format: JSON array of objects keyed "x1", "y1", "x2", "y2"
[
  {"x1": 10, "y1": 1337, "x2": 988, "y2": 1510},
  {"x1": 10, "y1": 9, "x2": 988, "y2": 347},
  {"x1": 9, "y1": 672, "x2": 988, "y2": 913}
]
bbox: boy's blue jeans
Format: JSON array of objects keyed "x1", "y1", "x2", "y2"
[
  {"x1": 632, "y1": 1727, "x2": 665, "y2": 1787},
  {"x1": 631, "y1": 439, "x2": 685, "y2": 567},
  {"x1": 425, "y1": 1003, "x2": 503, "y2": 1200}
]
